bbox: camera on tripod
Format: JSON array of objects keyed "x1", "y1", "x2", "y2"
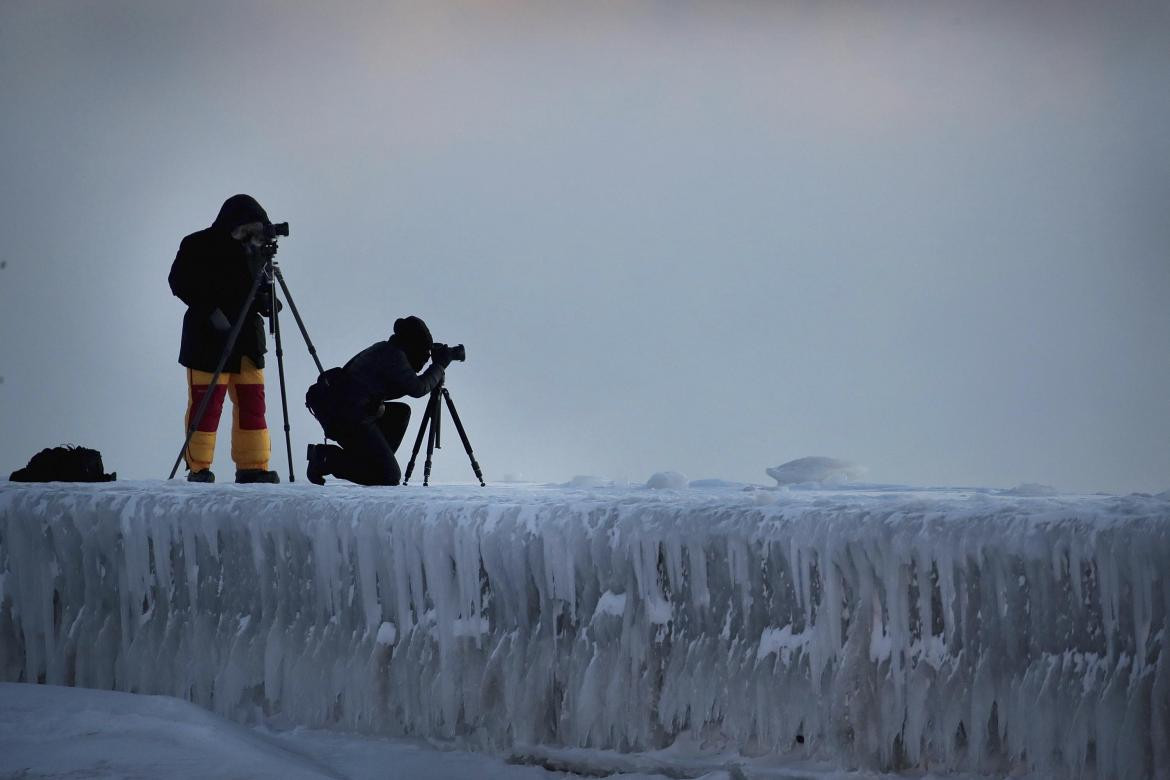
[
  {"x1": 263, "y1": 222, "x2": 290, "y2": 241},
  {"x1": 433, "y1": 342, "x2": 466, "y2": 362}
]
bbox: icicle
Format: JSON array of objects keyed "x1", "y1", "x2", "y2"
[{"x1": 0, "y1": 483, "x2": 1167, "y2": 776}]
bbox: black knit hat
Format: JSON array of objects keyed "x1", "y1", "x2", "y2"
[{"x1": 393, "y1": 316, "x2": 433, "y2": 351}]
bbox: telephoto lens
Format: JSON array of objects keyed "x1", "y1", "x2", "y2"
[
  {"x1": 433, "y1": 343, "x2": 466, "y2": 362},
  {"x1": 264, "y1": 222, "x2": 290, "y2": 240}
]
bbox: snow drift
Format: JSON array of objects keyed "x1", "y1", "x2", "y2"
[
  {"x1": 646, "y1": 471, "x2": 688, "y2": 490},
  {"x1": 0, "y1": 682, "x2": 337, "y2": 780},
  {"x1": 1, "y1": 481, "x2": 1168, "y2": 778},
  {"x1": 766, "y1": 457, "x2": 865, "y2": 486}
]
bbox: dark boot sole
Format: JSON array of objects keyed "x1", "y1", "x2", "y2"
[{"x1": 306, "y1": 444, "x2": 327, "y2": 486}]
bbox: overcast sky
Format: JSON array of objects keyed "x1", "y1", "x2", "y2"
[{"x1": 1, "y1": 0, "x2": 1167, "y2": 492}]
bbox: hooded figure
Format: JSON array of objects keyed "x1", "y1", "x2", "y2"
[
  {"x1": 167, "y1": 194, "x2": 280, "y2": 484},
  {"x1": 305, "y1": 316, "x2": 452, "y2": 486}
]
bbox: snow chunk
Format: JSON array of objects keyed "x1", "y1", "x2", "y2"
[
  {"x1": 750, "y1": 491, "x2": 776, "y2": 506},
  {"x1": 757, "y1": 625, "x2": 807, "y2": 662},
  {"x1": 645, "y1": 471, "x2": 687, "y2": 490},
  {"x1": 376, "y1": 622, "x2": 398, "y2": 646},
  {"x1": 766, "y1": 456, "x2": 865, "y2": 486},
  {"x1": 593, "y1": 590, "x2": 627, "y2": 619},
  {"x1": 646, "y1": 599, "x2": 672, "y2": 624}
]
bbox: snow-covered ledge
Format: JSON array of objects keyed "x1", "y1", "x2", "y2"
[{"x1": 1, "y1": 481, "x2": 1167, "y2": 777}]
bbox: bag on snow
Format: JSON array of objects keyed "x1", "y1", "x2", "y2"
[{"x1": 9, "y1": 445, "x2": 116, "y2": 482}]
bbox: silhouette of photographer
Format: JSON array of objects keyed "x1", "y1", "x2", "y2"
[
  {"x1": 306, "y1": 316, "x2": 454, "y2": 486},
  {"x1": 168, "y1": 194, "x2": 281, "y2": 484}
]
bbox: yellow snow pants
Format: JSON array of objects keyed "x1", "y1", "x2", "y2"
[{"x1": 183, "y1": 356, "x2": 271, "y2": 471}]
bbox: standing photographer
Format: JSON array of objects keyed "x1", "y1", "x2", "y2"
[
  {"x1": 305, "y1": 316, "x2": 454, "y2": 486},
  {"x1": 167, "y1": 194, "x2": 280, "y2": 484}
]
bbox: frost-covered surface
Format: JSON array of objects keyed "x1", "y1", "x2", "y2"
[
  {"x1": 1000, "y1": 483, "x2": 1060, "y2": 498},
  {"x1": 1, "y1": 481, "x2": 1168, "y2": 778}
]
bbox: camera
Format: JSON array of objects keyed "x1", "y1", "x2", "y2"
[
  {"x1": 263, "y1": 222, "x2": 290, "y2": 240},
  {"x1": 433, "y1": 343, "x2": 466, "y2": 362}
]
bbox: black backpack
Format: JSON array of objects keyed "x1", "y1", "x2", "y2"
[
  {"x1": 305, "y1": 367, "x2": 370, "y2": 428},
  {"x1": 10, "y1": 445, "x2": 116, "y2": 482}
]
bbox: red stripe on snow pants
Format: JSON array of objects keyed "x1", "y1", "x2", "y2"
[{"x1": 184, "y1": 356, "x2": 271, "y2": 471}]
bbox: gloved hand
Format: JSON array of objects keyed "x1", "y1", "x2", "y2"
[
  {"x1": 209, "y1": 308, "x2": 231, "y2": 332},
  {"x1": 431, "y1": 343, "x2": 453, "y2": 368},
  {"x1": 255, "y1": 289, "x2": 283, "y2": 318}
]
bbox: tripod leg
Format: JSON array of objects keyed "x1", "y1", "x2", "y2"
[
  {"x1": 169, "y1": 260, "x2": 268, "y2": 479},
  {"x1": 423, "y1": 390, "x2": 441, "y2": 486},
  {"x1": 441, "y1": 388, "x2": 486, "y2": 486},
  {"x1": 403, "y1": 389, "x2": 436, "y2": 485},
  {"x1": 273, "y1": 266, "x2": 326, "y2": 375},
  {"x1": 270, "y1": 287, "x2": 295, "y2": 482}
]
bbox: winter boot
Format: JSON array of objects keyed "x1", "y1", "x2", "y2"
[
  {"x1": 306, "y1": 444, "x2": 329, "y2": 486},
  {"x1": 187, "y1": 469, "x2": 215, "y2": 483},
  {"x1": 236, "y1": 468, "x2": 280, "y2": 484}
]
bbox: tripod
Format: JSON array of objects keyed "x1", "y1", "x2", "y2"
[
  {"x1": 168, "y1": 247, "x2": 325, "y2": 481},
  {"x1": 403, "y1": 383, "x2": 485, "y2": 486}
]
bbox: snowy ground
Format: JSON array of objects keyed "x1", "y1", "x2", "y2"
[
  {"x1": 2, "y1": 479, "x2": 1168, "y2": 778},
  {"x1": 0, "y1": 682, "x2": 573, "y2": 780},
  {"x1": 0, "y1": 682, "x2": 981, "y2": 780}
]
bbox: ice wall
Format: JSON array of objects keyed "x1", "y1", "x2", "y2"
[{"x1": 1, "y1": 482, "x2": 1168, "y2": 777}]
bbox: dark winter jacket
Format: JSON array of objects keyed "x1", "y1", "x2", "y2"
[
  {"x1": 344, "y1": 335, "x2": 445, "y2": 409},
  {"x1": 168, "y1": 195, "x2": 273, "y2": 372}
]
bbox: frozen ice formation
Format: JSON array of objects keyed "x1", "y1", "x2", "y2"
[
  {"x1": 1, "y1": 481, "x2": 1168, "y2": 777},
  {"x1": 766, "y1": 457, "x2": 865, "y2": 486},
  {"x1": 645, "y1": 472, "x2": 688, "y2": 490},
  {"x1": 688, "y1": 479, "x2": 747, "y2": 489},
  {"x1": 1001, "y1": 483, "x2": 1059, "y2": 497}
]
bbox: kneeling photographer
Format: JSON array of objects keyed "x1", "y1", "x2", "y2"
[{"x1": 305, "y1": 316, "x2": 459, "y2": 486}]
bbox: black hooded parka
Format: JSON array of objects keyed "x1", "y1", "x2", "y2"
[{"x1": 168, "y1": 195, "x2": 272, "y2": 373}]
